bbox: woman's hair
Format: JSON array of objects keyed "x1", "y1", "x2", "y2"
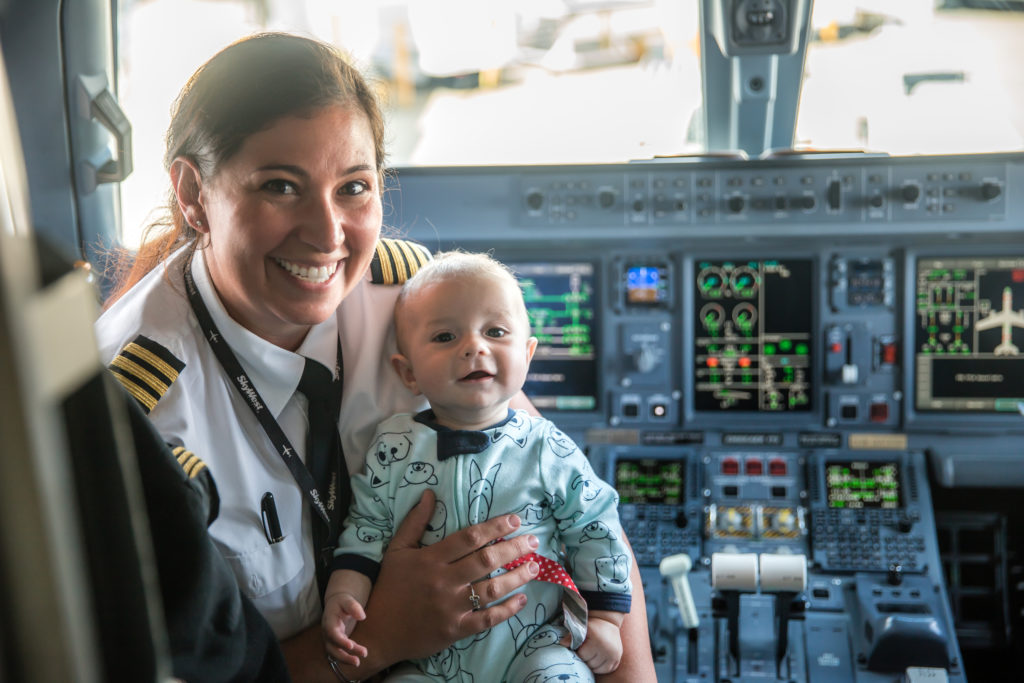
[{"x1": 104, "y1": 32, "x2": 386, "y2": 307}]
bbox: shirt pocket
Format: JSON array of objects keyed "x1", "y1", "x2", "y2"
[{"x1": 224, "y1": 534, "x2": 305, "y2": 599}]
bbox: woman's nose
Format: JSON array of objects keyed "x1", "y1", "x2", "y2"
[{"x1": 303, "y1": 195, "x2": 344, "y2": 251}]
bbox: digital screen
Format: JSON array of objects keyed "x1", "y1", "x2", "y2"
[
  {"x1": 512, "y1": 262, "x2": 598, "y2": 411},
  {"x1": 694, "y1": 259, "x2": 813, "y2": 411},
  {"x1": 625, "y1": 264, "x2": 669, "y2": 306},
  {"x1": 826, "y1": 461, "x2": 901, "y2": 509},
  {"x1": 615, "y1": 458, "x2": 684, "y2": 505},
  {"x1": 915, "y1": 257, "x2": 1024, "y2": 412}
]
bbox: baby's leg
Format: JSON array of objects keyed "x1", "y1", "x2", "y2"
[{"x1": 503, "y1": 625, "x2": 594, "y2": 683}]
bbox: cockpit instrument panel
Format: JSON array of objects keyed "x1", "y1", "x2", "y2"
[
  {"x1": 512, "y1": 261, "x2": 599, "y2": 412},
  {"x1": 615, "y1": 458, "x2": 685, "y2": 505},
  {"x1": 694, "y1": 259, "x2": 813, "y2": 412},
  {"x1": 825, "y1": 460, "x2": 902, "y2": 509},
  {"x1": 915, "y1": 256, "x2": 1024, "y2": 412}
]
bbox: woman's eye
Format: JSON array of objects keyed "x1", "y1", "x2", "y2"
[
  {"x1": 486, "y1": 328, "x2": 507, "y2": 338},
  {"x1": 432, "y1": 332, "x2": 455, "y2": 343},
  {"x1": 342, "y1": 180, "x2": 370, "y2": 196},
  {"x1": 262, "y1": 179, "x2": 298, "y2": 195}
]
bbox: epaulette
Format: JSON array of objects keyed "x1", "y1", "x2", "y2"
[
  {"x1": 172, "y1": 445, "x2": 220, "y2": 526},
  {"x1": 370, "y1": 237, "x2": 432, "y2": 285},
  {"x1": 108, "y1": 335, "x2": 185, "y2": 414},
  {"x1": 172, "y1": 445, "x2": 208, "y2": 480}
]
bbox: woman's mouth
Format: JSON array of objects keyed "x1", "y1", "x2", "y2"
[{"x1": 273, "y1": 257, "x2": 338, "y2": 284}]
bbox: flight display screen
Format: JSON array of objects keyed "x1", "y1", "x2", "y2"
[
  {"x1": 615, "y1": 458, "x2": 685, "y2": 505},
  {"x1": 512, "y1": 262, "x2": 599, "y2": 411},
  {"x1": 826, "y1": 461, "x2": 901, "y2": 509},
  {"x1": 625, "y1": 264, "x2": 669, "y2": 306},
  {"x1": 694, "y1": 259, "x2": 813, "y2": 411},
  {"x1": 915, "y1": 257, "x2": 1024, "y2": 412}
]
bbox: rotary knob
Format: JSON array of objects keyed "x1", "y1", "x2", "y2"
[{"x1": 981, "y1": 181, "x2": 1002, "y2": 201}]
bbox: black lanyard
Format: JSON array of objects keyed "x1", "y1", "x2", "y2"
[{"x1": 183, "y1": 263, "x2": 345, "y2": 538}]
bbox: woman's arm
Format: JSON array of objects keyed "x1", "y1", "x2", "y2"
[{"x1": 325, "y1": 489, "x2": 540, "y2": 680}]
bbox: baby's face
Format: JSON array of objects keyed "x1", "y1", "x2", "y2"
[{"x1": 393, "y1": 275, "x2": 537, "y2": 430}]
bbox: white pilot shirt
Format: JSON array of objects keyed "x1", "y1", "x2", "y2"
[{"x1": 94, "y1": 246, "x2": 425, "y2": 639}]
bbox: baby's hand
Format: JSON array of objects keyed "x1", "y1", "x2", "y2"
[
  {"x1": 576, "y1": 616, "x2": 623, "y2": 674},
  {"x1": 321, "y1": 591, "x2": 368, "y2": 666}
]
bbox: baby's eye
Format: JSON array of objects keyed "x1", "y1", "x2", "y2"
[
  {"x1": 486, "y1": 327, "x2": 507, "y2": 338},
  {"x1": 431, "y1": 332, "x2": 455, "y2": 343},
  {"x1": 262, "y1": 178, "x2": 298, "y2": 195}
]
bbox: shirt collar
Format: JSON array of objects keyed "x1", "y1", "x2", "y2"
[
  {"x1": 191, "y1": 251, "x2": 339, "y2": 418},
  {"x1": 413, "y1": 409, "x2": 515, "y2": 460}
]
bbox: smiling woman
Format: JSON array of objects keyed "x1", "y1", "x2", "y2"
[{"x1": 92, "y1": 31, "x2": 655, "y2": 683}]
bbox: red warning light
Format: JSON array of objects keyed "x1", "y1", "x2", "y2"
[
  {"x1": 1013, "y1": 269, "x2": 1024, "y2": 283},
  {"x1": 738, "y1": 357, "x2": 751, "y2": 368},
  {"x1": 707, "y1": 357, "x2": 720, "y2": 368}
]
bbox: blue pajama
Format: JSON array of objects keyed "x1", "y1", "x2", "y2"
[{"x1": 334, "y1": 409, "x2": 632, "y2": 682}]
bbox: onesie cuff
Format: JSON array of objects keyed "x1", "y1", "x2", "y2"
[
  {"x1": 331, "y1": 553, "x2": 381, "y2": 584},
  {"x1": 580, "y1": 590, "x2": 631, "y2": 613}
]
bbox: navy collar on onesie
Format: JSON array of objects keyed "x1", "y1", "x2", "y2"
[{"x1": 413, "y1": 408, "x2": 516, "y2": 460}]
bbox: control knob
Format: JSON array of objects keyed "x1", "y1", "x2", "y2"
[
  {"x1": 633, "y1": 346, "x2": 658, "y2": 374},
  {"x1": 981, "y1": 181, "x2": 1002, "y2": 201},
  {"x1": 728, "y1": 196, "x2": 745, "y2": 213},
  {"x1": 526, "y1": 191, "x2": 544, "y2": 211},
  {"x1": 901, "y1": 184, "x2": 921, "y2": 203}
]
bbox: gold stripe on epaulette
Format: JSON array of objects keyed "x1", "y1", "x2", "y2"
[
  {"x1": 110, "y1": 355, "x2": 168, "y2": 396},
  {"x1": 111, "y1": 371, "x2": 159, "y2": 412},
  {"x1": 172, "y1": 445, "x2": 207, "y2": 479},
  {"x1": 108, "y1": 335, "x2": 185, "y2": 414},
  {"x1": 371, "y1": 238, "x2": 432, "y2": 285}
]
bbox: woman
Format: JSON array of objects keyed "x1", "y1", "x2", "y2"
[{"x1": 97, "y1": 33, "x2": 653, "y2": 682}]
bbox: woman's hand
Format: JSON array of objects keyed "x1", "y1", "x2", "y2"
[{"x1": 346, "y1": 489, "x2": 540, "y2": 674}]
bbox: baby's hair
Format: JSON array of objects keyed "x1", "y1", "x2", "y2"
[{"x1": 394, "y1": 250, "x2": 530, "y2": 346}]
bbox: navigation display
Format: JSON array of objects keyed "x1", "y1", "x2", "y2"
[
  {"x1": 694, "y1": 259, "x2": 813, "y2": 411},
  {"x1": 615, "y1": 458, "x2": 685, "y2": 505},
  {"x1": 826, "y1": 461, "x2": 901, "y2": 509},
  {"x1": 915, "y1": 257, "x2": 1024, "y2": 412},
  {"x1": 512, "y1": 262, "x2": 599, "y2": 411}
]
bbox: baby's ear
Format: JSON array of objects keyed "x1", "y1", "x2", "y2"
[
  {"x1": 390, "y1": 353, "x2": 421, "y2": 394},
  {"x1": 525, "y1": 336, "x2": 539, "y2": 363}
]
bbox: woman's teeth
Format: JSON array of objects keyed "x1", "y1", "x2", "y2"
[{"x1": 274, "y1": 258, "x2": 336, "y2": 284}]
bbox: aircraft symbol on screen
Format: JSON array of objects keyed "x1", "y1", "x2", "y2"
[{"x1": 975, "y1": 287, "x2": 1024, "y2": 355}]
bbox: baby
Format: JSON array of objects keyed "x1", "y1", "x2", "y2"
[{"x1": 323, "y1": 251, "x2": 632, "y2": 682}]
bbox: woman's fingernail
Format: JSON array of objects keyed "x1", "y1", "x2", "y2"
[
  {"x1": 528, "y1": 561, "x2": 540, "y2": 576},
  {"x1": 528, "y1": 535, "x2": 539, "y2": 549},
  {"x1": 508, "y1": 515, "x2": 521, "y2": 529}
]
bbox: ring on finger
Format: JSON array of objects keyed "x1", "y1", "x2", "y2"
[{"x1": 468, "y1": 584, "x2": 481, "y2": 611}]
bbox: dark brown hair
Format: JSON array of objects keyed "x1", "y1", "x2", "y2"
[{"x1": 104, "y1": 32, "x2": 386, "y2": 306}]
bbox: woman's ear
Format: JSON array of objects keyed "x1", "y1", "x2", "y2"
[{"x1": 169, "y1": 157, "x2": 208, "y2": 233}]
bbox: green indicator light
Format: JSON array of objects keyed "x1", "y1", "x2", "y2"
[
  {"x1": 780, "y1": 339, "x2": 793, "y2": 351},
  {"x1": 765, "y1": 344, "x2": 777, "y2": 355},
  {"x1": 796, "y1": 343, "x2": 809, "y2": 355}
]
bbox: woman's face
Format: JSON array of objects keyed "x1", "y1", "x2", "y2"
[{"x1": 196, "y1": 105, "x2": 381, "y2": 350}]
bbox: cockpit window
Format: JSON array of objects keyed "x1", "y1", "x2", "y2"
[
  {"x1": 797, "y1": 3, "x2": 1024, "y2": 155},
  {"x1": 116, "y1": 1, "x2": 1023, "y2": 246}
]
